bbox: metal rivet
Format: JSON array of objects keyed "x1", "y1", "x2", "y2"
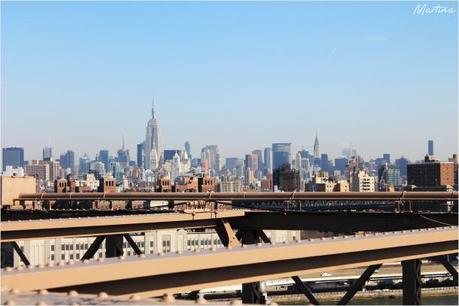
[
  {"x1": 195, "y1": 296, "x2": 207, "y2": 304},
  {"x1": 162, "y1": 293, "x2": 175, "y2": 303},
  {"x1": 9, "y1": 289, "x2": 20, "y2": 295},
  {"x1": 38, "y1": 289, "x2": 48, "y2": 295},
  {"x1": 130, "y1": 294, "x2": 141, "y2": 300}
]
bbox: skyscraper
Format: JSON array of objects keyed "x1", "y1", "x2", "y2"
[
  {"x1": 98, "y1": 150, "x2": 110, "y2": 172},
  {"x1": 117, "y1": 136, "x2": 130, "y2": 168},
  {"x1": 43, "y1": 147, "x2": 52, "y2": 161},
  {"x1": 145, "y1": 102, "x2": 160, "y2": 170},
  {"x1": 59, "y1": 150, "x2": 75, "y2": 173},
  {"x1": 2, "y1": 147, "x2": 24, "y2": 171},
  {"x1": 201, "y1": 145, "x2": 220, "y2": 176},
  {"x1": 428, "y1": 140, "x2": 434, "y2": 156},
  {"x1": 272, "y1": 143, "x2": 292, "y2": 189},
  {"x1": 263, "y1": 147, "x2": 272, "y2": 174},
  {"x1": 184, "y1": 141, "x2": 192, "y2": 160},
  {"x1": 313, "y1": 134, "x2": 320, "y2": 159},
  {"x1": 272, "y1": 143, "x2": 291, "y2": 170},
  {"x1": 136, "y1": 142, "x2": 145, "y2": 168}
]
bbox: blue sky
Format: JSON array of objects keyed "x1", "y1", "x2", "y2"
[{"x1": 1, "y1": 1, "x2": 457, "y2": 161}]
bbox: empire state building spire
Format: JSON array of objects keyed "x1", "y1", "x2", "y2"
[{"x1": 145, "y1": 99, "x2": 160, "y2": 170}]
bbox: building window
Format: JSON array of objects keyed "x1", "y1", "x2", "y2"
[{"x1": 51, "y1": 245, "x2": 55, "y2": 251}]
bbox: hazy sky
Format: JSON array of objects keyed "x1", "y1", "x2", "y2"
[{"x1": 1, "y1": 1, "x2": 457, "y2": 162}]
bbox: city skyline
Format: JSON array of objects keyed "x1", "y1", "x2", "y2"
[{"x1": 1, "y1": 1, "x2": 457, "y2": 161}]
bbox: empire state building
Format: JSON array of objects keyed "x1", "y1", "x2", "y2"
[{"x1": 145, "y1": 103, "x2": 160, "y2": 170}]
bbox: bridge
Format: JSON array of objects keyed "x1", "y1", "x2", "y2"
[{"x1": 1, "y1": 191, "x2": 458, "y2": 305}]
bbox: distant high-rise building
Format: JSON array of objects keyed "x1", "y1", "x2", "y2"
[
  {"x1": 201, "y1": 145, "x2": 220, "y2": 176},
  {"x1": 184, "y1": 141, "x2": 192, "y2": 160},
  {"x1": 117, "y1": 136, "x2": 130, "y2": 168},
  {"x1": 252, "y1": 150, "x2": 263, "y2": 175},
  {"x1": 25, "y1": 160, "x2": 50, "y2": 182},
  {"x1": 313, "y1": 134, "x2": 320, "y2": 159},
  {"x1": 145, "y1": 102, "x2": 160, "y2": 170},
  {"x1": 2, "y1": 147, "x2": 24, "y2": 171},
  {"x1": 79, "y1": 154, "x2": 91, "y2": 175},
  {"x1": 272, "y1": 143, "x2": 292, "y2": 189},
  {"x1": 164, "y1": 150, "x2": 183, "y2": 162},
  {"x1": 98, "y1": 150, "x2": 110, "y2": 172},
  {"x1": 320, "y1": 153, "x2": 329, "y2": 173},
  {"x1": 59, "y1": 150, "x2": 75, "y2": 173},
  {"x1": 263, "y1": 147, "x2": 272, "y2": 174},
  {"x1": 383, "y1": 153, "x2": 391, "y2": 164},
  {"x1": 428, "y1": 140, "x2": 434, "y2": 156},
  {"x1": 395, "y1": 156, "x2": 409, "y2": 177},
  {"x1": 42, "y1": 147, "x2": 52, "y2": 161},
  {"x1": 272, "y1": 143, "x2": 291, "y2": 170},
  {"x1": 334, "y1": 157, "x2": 348, "y2": 175},
  {"x1": 136, "y1": 142, "x2": 145, "y2": 169}
]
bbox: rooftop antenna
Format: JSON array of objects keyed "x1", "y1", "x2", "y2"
[
  {"x1": 122, "y1": 135, "x2": 125, "y2": 151},
  {"x1": 152, "y1": 96, "x2": 155, "y2": 118}
]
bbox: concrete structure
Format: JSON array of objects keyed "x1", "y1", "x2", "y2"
[{"x1": 1, "y1": 176, "x2": 37, "y2": 207}]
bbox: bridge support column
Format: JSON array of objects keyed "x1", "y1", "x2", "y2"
[
  {"x1": 402, "y1": 259, "x2": 422, "y2": 305},
  {"x1": 1, "y1": 243, "x2": 14, "y2": 268},
  {"x1": 105, "y1": 235, "x2": 124, "y2": 258},
  {"x1": 238, "y1": 230, "x2": 267, "y2": 304}
]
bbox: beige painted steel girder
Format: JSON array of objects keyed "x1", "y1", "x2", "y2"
[{"x1": 2, "y1": 226, "x2": 457, "y2": 298}]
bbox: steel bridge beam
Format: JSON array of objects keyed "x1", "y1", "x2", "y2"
[
  {"x1": 2, "y1": 227, "x2": 457, "y2": 298},
  {"x1": 16, "y1": 191, "x2": 458, "y2": 201},
  {"x1": 2, "y1": 211, "x2": 456, "y2": 243}
]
